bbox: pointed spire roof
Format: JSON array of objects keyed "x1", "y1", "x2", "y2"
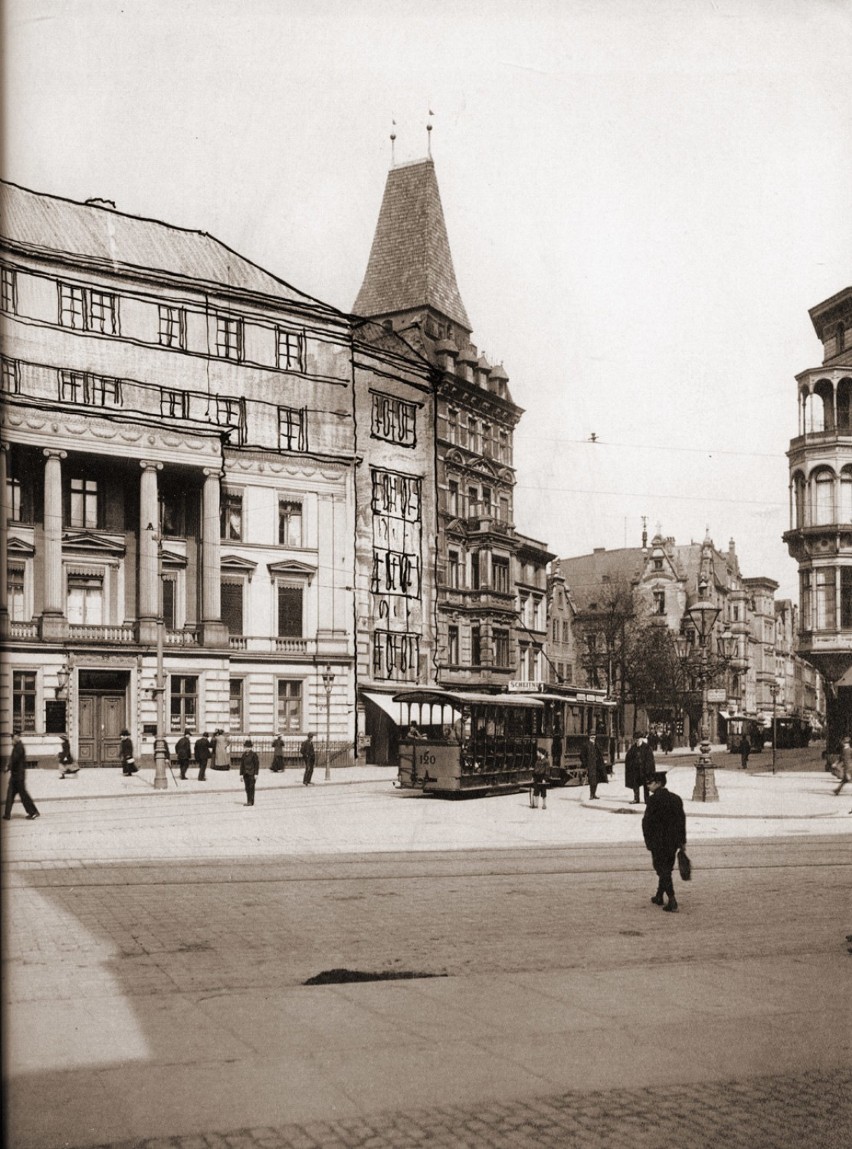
[{"x1": 353, "y1": 158, "x2": 471, "y2": 332}]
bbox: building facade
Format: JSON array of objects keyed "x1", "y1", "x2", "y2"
[
  {"x1": 0, "y1": 181, "x2": 357, "y2": 766},
  {"x1": 352, "y1": 157, "x2": 545, "y2": 692},
  {"x1": 784, "y1": 286, "x2": 852, "y2": 746}
]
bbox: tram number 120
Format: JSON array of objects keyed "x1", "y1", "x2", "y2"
[{"x1": 418, "y1": 751, "x2": 436, "y2": 766}]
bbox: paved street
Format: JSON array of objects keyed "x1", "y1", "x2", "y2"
[{"x1": 2, "y1": 761, "x2": 851, "y2": 1148}]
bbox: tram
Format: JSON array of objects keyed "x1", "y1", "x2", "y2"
[
  {"x1": 393, "y1": 684, "x2": 616, "y2": 797},
  {"x1": 726, "y1": 715, "x2": 765, "y2": 754},
  {"x1": 770, "y1": 716, "x2": 812, "y2": 749}
]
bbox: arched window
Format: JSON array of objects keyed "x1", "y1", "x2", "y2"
[
  {"x1": 792, "y1": 471, "x2": 806, "y2": 528},
  {"x1": 802, "y1": 390, "x2": 819, "y2": 434},
  {"x1": 814, "y1": 379, "x2": 835, "y2": 432},
  {"x1": 815, "y1": 568, "x2": 836, "y2": 630},
  {"x1": 840, "y1": 467, "x2": 852, "y2": 524},
  {"x1": 812, "y1": 468, "x2": 835, "y2": 526},
  {"x1": 837, "y1": 378, "x2": 852, "y2": 433}
]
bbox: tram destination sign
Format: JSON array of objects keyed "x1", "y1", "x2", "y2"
[{"x1": 508, "y1": 681, "x2": 548, "y2": 693}]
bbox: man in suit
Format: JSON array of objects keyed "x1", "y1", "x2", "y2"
[
  {"x1": 3, "y1": 732, "x2": 40, "y2": 820},
  {"x1": 642, "y1": 770, "x2": 687, "y2": 913},
  {"x1": 193, "y1": 731, "x2": 211, "y2": 781},
  {"x1": 175, "y1": 730, "x2": 192, "y2": 779},
  {"x1": 580, "y1": 734, "x2": 607, "y2": 800},
  {"x1": 301, "y1": 732, "x2": 316, "y2": 785}
]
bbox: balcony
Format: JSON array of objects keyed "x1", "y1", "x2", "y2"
[
  {"x1": 165, "y1": 628, "x2": 200, "y2": 647},
  {"x1": 228, "y1": 635, "x2": 311, "y2": 656},
  {"x1": 8, "y1": 620, "x2": 38, "y2": 639},
  {"x1": 463, "y1": 514, "x2": 514, "y2": 538},
  {"x1": 68, "y1": 623, "x2": 136, "y2": 643}
]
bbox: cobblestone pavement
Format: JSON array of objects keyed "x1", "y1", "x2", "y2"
[{"x1": 72, "y1": 1069, "x2": 850, "y2": 1149}]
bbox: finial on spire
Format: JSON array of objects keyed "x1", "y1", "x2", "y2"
[
  {"x1": 427, "y1": 108, "x2": 434, "y2": 157},
  {"x1": 390, "y1": 117, "x2": 397, "y2": 164}
]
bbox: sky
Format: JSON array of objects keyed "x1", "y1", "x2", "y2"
[{"x1": 4, "y1": 0, "x2": 852, "y2": 601}]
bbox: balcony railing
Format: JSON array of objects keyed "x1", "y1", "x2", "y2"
[
  {"x1": 68, "y1": 623, "x2": 136, "y2": 643},
  {"x1": 165, "y1": 628, "x2": 200, "y2": 647},
  {"x1": 228, "y1": 635, "x2": 310, "y2": 655},
  {"x1": 8, "y1": 620, "x2": 38, "y2": 639}
]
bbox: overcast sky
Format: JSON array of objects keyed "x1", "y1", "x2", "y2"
[{"x1": 5, "y1": 0, "x2": 852, "y2": 600}]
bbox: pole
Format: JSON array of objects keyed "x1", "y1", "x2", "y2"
[
  {"x1": 772, "y1": 688, "x2": 777, "y2": 776},
  {"x1": 324, "y1": 682, "x2": 331, "y2": 781},
  {"x1": 152, "y1": 529, "x2": 168, "y2": 790}
]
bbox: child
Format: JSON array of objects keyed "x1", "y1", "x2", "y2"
[{"x1": 58, "y1": 734, "x2": 80, "y2": 778}]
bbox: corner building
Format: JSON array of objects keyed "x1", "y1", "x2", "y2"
[
  {"x1": 784, "y1": 287, "x2": 852, "y2": 744},
  {"x1": 0, "y1": 182, "x2": 356, "y2": 765},
  {"x1": 353, "y1": 158, "x2": 540, "y2": 692}
]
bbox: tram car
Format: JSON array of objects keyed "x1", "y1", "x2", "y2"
[
  {"x1": 726, "y1": 715, "x2": 765, "y2": 754},
  {"x1": 770, "y1": 716, "x2": 812, "y2": 749},
  {"x1": 393, "y1": 685, "x2": 616, "y2": 797}
]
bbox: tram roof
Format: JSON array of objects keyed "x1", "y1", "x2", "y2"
[
  {"x1": 530, "y1": 692, "x2": 617, "y2": 709},
  {"x1": 392, "y1": 689, "x2": 544, "y2": 709}
]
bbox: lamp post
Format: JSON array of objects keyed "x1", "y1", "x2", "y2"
[
  {"x1": 147, "y1": 522, "x2": 168, "y2": 790},
  {"x1": 685, "y1": 575, "x2": 721, "y2": 802},
  {"x1": 768, "y1": 678, "x2": 782, "y2": 775},
  {"x1": 321, "y1": 663, "x2": 335, "y2": 781}
]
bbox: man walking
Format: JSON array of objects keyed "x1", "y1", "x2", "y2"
[
  {"x1": 740, "y1": 734, "x2": 751, "y2": 770},
  {"x1": 301, "y1": 731, "x2": 316, "y2": 785},
  {"x1": 581, "y1": 733, "x2": 607, "y2": 800},
  {"x1": 834, "y1": 735, "x2": 852, "y2": 796},
  {"x1": 175, "y1": 730, "x2": 192, "y2": 779},
  {"x1": 3, "y1": 732, "x2": 40, "y2": 820},
  {"x1": 642, "y1": 770, "x2": 687, "y2": 913},
  {"x1": 193, "y1": 731, "x2": 211, "y2": 781}
]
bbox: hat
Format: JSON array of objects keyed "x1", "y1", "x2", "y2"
[
  {"x1": 244, "y1": 739, "x2": 253, "y2": 747},
  {"x1": 650, "y1": 771, "x2": 668, "y2": 785}
]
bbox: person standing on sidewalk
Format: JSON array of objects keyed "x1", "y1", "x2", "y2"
[
  {"x1": 212, "y1": 729, "x2": 230, "y2": 771},
  {"x1": 175, "y1": 730, "x2": 192, "y2": 779},
  {"x1": 240, "y1": 739, "x2": 259, "y2": 806},
  {"x1": 270, "y1": 734, "x2": 286, "y2": 773},
  {"x1": 194, "y1": 731, "x2": 211, "y2": 781},
  {"x1": 3, "y1": 732, "x2": 40, "y2": 820},
  {"x1": 581, "y1": 734, "x2": 607, "y2": 800},
  {"x1": 530, "y1": 747, "x2": 548, "y2": 809},
  {"x1": 833, "y1": 735, "x2": 852, "y2": 796},
  {"x1": 119, "y1": 729, "x2": 136, "y2": 775},
  {"x1": 740, "y1": 735, "x2": 751, "y2": 770},
  {"x1": 642, "y1": 770, "x2": 687, "y2": 913},
  {"x1": 301, "y1": 731, "x2": 316, "y2": 785}
]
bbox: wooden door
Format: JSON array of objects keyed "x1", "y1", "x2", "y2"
[{"x1": 77, "y1": 694, "x2": 127, "y2": 766}]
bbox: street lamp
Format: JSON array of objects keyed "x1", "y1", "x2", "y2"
[
  {"x1": 684, "y1": 575, "x2": 721, "y2": 802},
  {"x1": 321, "y1": 663, "x2": 335, "y2": 781},
  {"x1": 768, "y1": 677, "x2": 783, "y2": 775},
  {"x1": 147, "y1": 522, "x2": 169, "y2": 790}
]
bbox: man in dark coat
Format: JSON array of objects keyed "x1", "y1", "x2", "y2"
[
  {"x1": 626, "y1": 732, "x2": 655, "y2": 804},
  {"x1": 301, "y1": 732, "x2": 316, "y2": 785},
  {"x1": 175, "y1": 730, "x2": 192, "y2": 779},
  {"x1": 642, "y1": 771, "x2": 687, "y2": 913},
  {"x1": 240, "y1": 739, "x2": 260, "y2": 806},
  {"x1": 580, "y1": 734, "x2": 607, "y2": 800},
  {"x1": 740, "y1": 735, "x2": 751, "y2": 770},
  {"x1": 193, "y1": 732, "x2": 211, "y2": 781},
  {"x1": 3, "y1": 732, "x2": 40, "y2": 819}
]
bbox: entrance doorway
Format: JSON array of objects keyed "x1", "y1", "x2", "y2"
[{"x1": 77, "y1": 670, "x2": 130, "y2": 766}]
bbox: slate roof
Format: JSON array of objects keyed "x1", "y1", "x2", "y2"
[
  {"x1": 0, "y1": 180, "x2": 324, "y2": 310},
  {"x1": 353, "y1": 159, "x2": 471, "y2": 331}
]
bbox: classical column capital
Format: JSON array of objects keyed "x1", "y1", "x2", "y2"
[
  {"x1": 140, "y1": 460, "x2": 163, "y2": 472},
  {"x1": 202, "y1": 467, "x2": 223, "y2": 480},
  {"x1": 43, "y1": 448, "x2": 68, "y2": 461}
]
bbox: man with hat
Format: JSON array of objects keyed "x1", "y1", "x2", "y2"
[
  {"x1": 625, "y1": 731, "x2": 655, "y2": 804},
  {"x1": 642, "y1": 770, "x2": 687, "y2": 913},
  {"x1": 239, "y1": 739, "x2": 259, "y2": 806}
]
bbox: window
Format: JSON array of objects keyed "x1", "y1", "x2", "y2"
[
  {"x1": 160, "y1": 389, "x2": 189, "y2": 419},
  {"x1": 170, "y1": 675, "x2": 198, "y2": 733},
  {"x1": 220, "y1": 491, "x2": 242, "y2": 541},
  {"x1": 216, "y1": 396, "x2": 242, "y2": 428},
  {"x1": 447, "y1": 408, "x2": 458, "y2": 444},
  {"x1": 468, "y1": 418, "x2": 480, "y2": 453},
  {"x1": 837, "y1": 322, "x2": 846, "y2": 355},
  {"x1": 59, "y1": 370, "x2": 121, "y2": 408},
  {"x1": 482, "y1": 423, "x2": 492, "y2": 458},
  {"x1": 813, "y1": 470, "x2": 835, "y2": 526},
  {"x1": 532, "y1": 595, "x2": 543, "y2": 629},
  {"x1": 7, "y1": 477, "x2": 22, "y2": 521},
  {"x1": 13, "y1": 671, "x2": 36, "y2": 732},
  {"x1": 1, "y1": 357, "x2": 20, "y2": 393},
  {"x1": 841, "y1": 568, "x2": 852, "y2": 629},
  {"x1": 278, "y1": 500, "x2": 302, "y2": 547},
  {"x1": 158, "y1": 304, "x2": 186, "y2": 349},
  {"x1": 467, "y1": 486, "x2": 478, "y2": 516},
  {"x1": 221, "y1": 581, "x2": 244, "y2": 636},
  {"x1": 471, "y1": 625, "x2": 481, "y2": 666},
  {"x1": 497, "y1": 429, "x2": 510, "y2": 463},
  {"x1": 498, "y1": 496, "x2": 510, "y2": 523},
  {"x1": 371, "y1": 470, "x2": 421, "y2": 520},
  {"x1": 493, "y1": 556, "x2": 510, "y2": 594},
  {"x1": 815, "y1": 568, "x2": 836, "y2": 629},
  {"x1": 277, "y1": 680, "x2": 302, "y2": 731},
  {"x1": 69, "y1": 477, "x2": 99, "y2": 529},
  {"x1": 841, "y1": 469, "x2": 852, "y2": 524},
  {"x1": 59, "y1": 283, "x2": 85, "y2": 329},
  {"x1": 159, "y1": 483, "x2": 187, "y2": 537},
  {"x1": 563, "y1": 662, "x2": 573, "y2": 684},
  {"x1": 481, "y1": 486, "x2": 492, "y2": 516},
  {"x1": 372, "y1": 630, "x2": 419, "y2": 679},
  {"x1": 1, "y1": 266, "x2": 17, "y2": 314},
  {"x1": 448, "y1": 625, "x2": 459, "y2": 664},
  {"x1": 653, "y1": 590, "x2": 666, "y2": 615},
  {"x1": 277, "y1": 327, "x2": 304, "y2": 371},
  {"x1": 8, "y1": 565, "x2": 25, "y2": 621},
  {"x1": 371, "y1": 392, "x2": 416, "y2": 446},
  {"x1": 215, "y1": 313, "x2": 243, "y2": 360},
  {"x1": 278, "y1": 406, "x2": 308, "y2": 451},
  {"x1": 447, "y1": 549, "x2": 460, "y2": 588},
  {"x1": 277, "y1": 584, "x2": 303, "y2": 637},
  {"x1": 493, "y1": 628, "x2": 510, "y2": 667},
  {"x1": 562, "y1": 620, "x2": 570, "y2": 643},
  {"x1": 801, "y1": 570, "x2": 812, "y2": 630},
  {"x1": 66, "y1": 575, "x2": 103, "y2": 625},
  {"x1": 448, "y1": 480, "x2": 459, "y2": 517},
  {"x1": 88, "y1": 290, "x2": 118, "y2": 334},
  {"x1": 162, "y1": 576, "x2": 176, "y2": 630},
  {"x1": 229, "y1": 679, "x2": 244, "y2": 731},
  {"x1": 471, "y1": 551, "x2": 481, "y2": 591}
]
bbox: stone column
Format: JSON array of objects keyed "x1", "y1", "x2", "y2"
[
  {"x1": 138, "y1": 461, "x2": 162, "y2": 644},
  {"x1": 201, "y1": 468, "x2": 228, "y2": 646},
  {"x1": 41, "y1": 448, "x2": 68, "y2": 640},
  {"x1": 0, "y1": 444, "x2": 8, "y2": 626}
]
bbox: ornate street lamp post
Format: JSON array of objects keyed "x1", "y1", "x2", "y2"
[
  {"x1": 321, "y1": 663, "x2": 335, "y2": 782},
  {"x1": 768, "y1": 678, "x2": 783, "y2": 775},
  {"x1": 685, "y1": 575, "x2": 721, "y2": 802}
]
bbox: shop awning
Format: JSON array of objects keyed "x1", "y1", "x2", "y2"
[{"x1": 361, "y1": 692, "x2": 407, "y2": 725}]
